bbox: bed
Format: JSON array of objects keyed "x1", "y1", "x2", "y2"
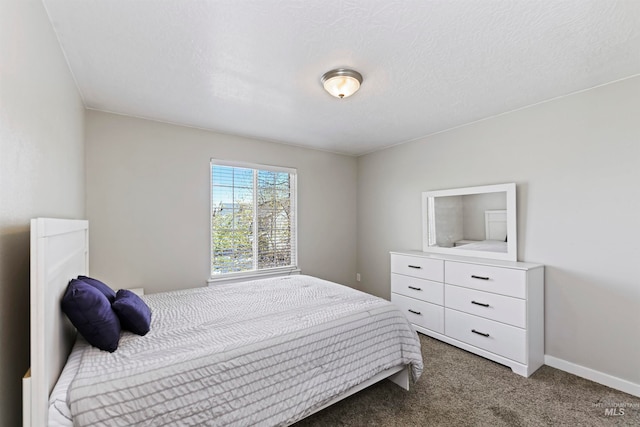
[
  {"x1": 453, "y1": 210, "x2": 508, "y2": 253},
  {"x1": 454, "y1": 240, "x2": 507, "y2": 253},
  {"x1": 23, "y1": 218, "x2": 423, "y2": 426}
]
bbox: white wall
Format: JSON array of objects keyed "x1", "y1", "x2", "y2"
[
  {"x1": 432, "y1": 195, "x2": 463, "y2": 247},
  {"x1": 0, "y1": 0, "x2": 85, "y2": 425},
  {"x1": 85, "y1": 111, "x2": 358, "y2": 293},
  {"x1": 357, "y1": 76, "x2": 640, "y2": 389}
]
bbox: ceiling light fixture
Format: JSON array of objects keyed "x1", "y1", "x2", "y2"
[{"x1": 321, "y1": 68, "x2": 363, "y2": 99}]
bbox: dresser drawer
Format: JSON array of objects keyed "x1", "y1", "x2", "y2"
[
  {"x1": 392, "y1": 293, "x2": 444, "y2": 334},
  {"x1": 445, "y1": 309, "x2": 526, "y2": 364},
  {"x1": 391, "y1": 254, "x2": 444, "y2": 282},
  {"x1": 391, "y1": 273, "x2": 443, "y2": 305},
  {"x1": 445, "y1": 284, "x2": 526, "y2": 328},
  {"x1": 445, "y1": 261, "x2": 526, "y2": 298}
]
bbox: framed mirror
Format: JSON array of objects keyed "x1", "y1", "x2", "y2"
[{"x1": 422, "y1": 183, "x2": 517, "y2": 261}]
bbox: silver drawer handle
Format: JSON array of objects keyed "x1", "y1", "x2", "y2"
[
  {"x1": 408, "y1": 286, "x2": 422, "y2": 291},
  {"x1": 471, "y1": 329, "x2": 490, "y2": 337},
  {"x1": 471, "y1": 300, "x2": 489, "y2": 307},
  {"x1": 471, "y1": 275, "x2": 490, "y2": 280},
  {"x1": 408, "y1": 309, "x2": 422, "y2": 315}
]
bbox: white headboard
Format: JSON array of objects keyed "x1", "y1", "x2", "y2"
[
  {"x1": 24, "y1": 218, "x2": 89, "y2": 427},
  {"x1": 485, "y1": 209, "x2": 507, "y2": 241}
]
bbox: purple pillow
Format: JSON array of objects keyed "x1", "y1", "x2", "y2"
[
  {"x1": 61, "y1": 279, "x2": 121, "y2": 352},
  {"x1": 77, "y1": 275, "x2": 116, "y2": 303},
  {"x1": 112, "y1": 289, "x2": 151, "y2": 336}
]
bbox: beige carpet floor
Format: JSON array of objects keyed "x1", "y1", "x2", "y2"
[{"x1": 294, "y1": 334, "x2": 640, "y2": 426}]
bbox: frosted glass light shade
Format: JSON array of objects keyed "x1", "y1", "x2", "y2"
[{"x1": 321, "y1": 69, "x2": 363, "y2": 99}]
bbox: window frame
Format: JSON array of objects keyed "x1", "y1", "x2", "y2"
[{"x1": 208, "y1": 159, "x2": 299, "y2": 284}]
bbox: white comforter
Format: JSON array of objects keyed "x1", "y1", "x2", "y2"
[
  {"x1": 456, "y1": 240, "x2": 507, "y2": 253},
  {"x1": 65, "y1": 275, "x2": 423, "y2": 426}
]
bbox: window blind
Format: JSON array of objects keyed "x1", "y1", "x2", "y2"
[{"x1": 211, "y1": 160, "x2": 297, "y2": 277}]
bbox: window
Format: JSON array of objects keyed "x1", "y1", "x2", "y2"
[{"x1": 210, "y1": 159, "x2": 297, "y2": 280}]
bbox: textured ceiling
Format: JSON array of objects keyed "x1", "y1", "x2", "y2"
[{"x1": 43, "y1": 0, "x2": 640, "y2": 156}]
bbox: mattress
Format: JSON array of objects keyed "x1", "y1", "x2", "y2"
[
  {"x1": 53, "y1": 275, "x2": 423, "y2": 426},
  {"x1": 456, "y1": 239, "x2": 507, "y2": 253}
]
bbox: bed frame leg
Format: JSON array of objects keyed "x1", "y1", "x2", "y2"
[{"x1": 388, "y1": 366, "x2": 410, "y2": 390}]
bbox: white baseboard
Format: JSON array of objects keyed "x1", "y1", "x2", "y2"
[
  {"x1": 544, "y1": 355, "x2": 640, "y2": 398},
  {"x1": 23, "y1": 368, "x2": 31, "y2": 427}
]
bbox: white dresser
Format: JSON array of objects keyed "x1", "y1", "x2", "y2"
[{"x1": 390, "y1": 250, "x2": 544, "y2": 377}]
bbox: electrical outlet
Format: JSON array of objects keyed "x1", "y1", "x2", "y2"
[{"x1": 356, "y1": 273, "x2": 361, "y2": 282}]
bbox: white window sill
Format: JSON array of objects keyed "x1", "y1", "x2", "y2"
[{"x1": 207, "y1": 267, "x2": 301, "y2": 286}]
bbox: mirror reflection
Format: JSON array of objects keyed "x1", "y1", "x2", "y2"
[
  {"x1": 426, "y1": 192, "x2": 507, "y2": 252},
  {"x1": 422, "y1": 183, "x2": 517, "y2": 261}
]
